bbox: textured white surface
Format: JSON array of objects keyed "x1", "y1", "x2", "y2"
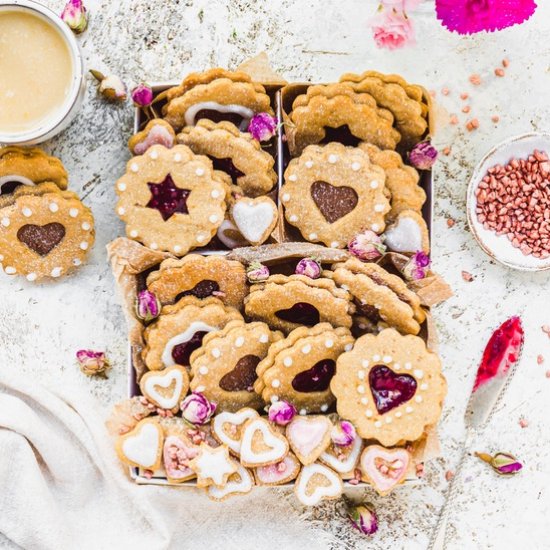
[{"x1": 1, "y1": 1, "x2": 550, "y2": 548}]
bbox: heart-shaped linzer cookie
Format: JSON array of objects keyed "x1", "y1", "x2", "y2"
[
  {"x1": 360, "y1": 444, "x2": 410, "y2": 496},
  {"x1": 291, "y1": 359, "x2": 336, "y2": 393},
  {"x1": 240, "y1": 417, "x2": 289, "y2": 467},
  {"x1": 275, "y1": 302, "x2": 320, "y2": 326},
  {"x1": 212, "y1": 408, "x2": 259, "y2": 455},
  {"x1": 310, "y1": 181, "x2": 358, "y2": 223},
  {"x1": 139, "y1": 366, "x2": 189, "y2": 411},
  {"x1": 219, "y1": 355, "x2": 261, "y2": 392},
  {"x1": 115, "y1": 418, "x2": 163, "y2": 470},
  {"x1": 231, "y1": 197, "x2": 277, "y2": 246},
  {"x1": 17, "y1": 223, "x2": 66, "y2": 256},
  {"x1": 320, "y1": 433, "x2": 363, "y2": 474},
  {"x1": 286, "y1": 415, "x2": 332, "y2": 465},
  {"x1": 294, "y1": 463, "x2": 343, "y2": 506},
  {"x1": 369, "y1": 365, "x2": 417, "y2": 414},
  {"x1": 176, "y1": 280, "x2": 220, "y2": 301}
]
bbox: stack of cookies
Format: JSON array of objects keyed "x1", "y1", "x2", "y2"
[{"x1": 0, "y1": 147, "x2": 94, "y2": 281}]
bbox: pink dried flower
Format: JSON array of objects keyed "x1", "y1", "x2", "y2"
[
  {"x1": 409, "y1": 140, "x2": 438, "y2": 170},
  {"x1": 90, "y1": 70, "x2": 127, "y2": 102},
  {"x1": 369, "y1": 8, "x2": 416, "y2": 50},
  {"x1": 348, "y1": 230, "x2": 387, "y2": 261},
  {"x1": 331, "y1": 420, "x2": 357, "y2": 447},
  {"x1": 135, "y1": 290, "x2": 161, "y2": 322},
  {"x1": 475, "y1": 451, "x2": 523, "y2": 476},
  {"x1": 435, "y1": 0, "x2": 537, "y2": 35},
  {"x1": 180, "y1": 393, "x2": 216, "y2": 425},
  {"x1": 295, "y1": 258, "x2": 321, "y2": 279},
  {"x1": 76, "y1": 349, "x2": 110, "y2": 378},
  {"x1": 247, "y1": 113, "x2": 277, "y2": 141},
  {"x1": 268, "y1": 400, "x2": 296, "y2": 426},
  {"x1": 246, "y1": 262, "x2": 270, "y2": 283},
  {"x1": 61, "y1": 0, "x2": 88, "y2": 34},
  {"x1": 403, "y1": 251, "x2": 431, "y2": 280},
  {"x1": 347, "y1": 503, "x2": 378, "y2": 536},
  {"x1": 131, "y1": 84, "x2": 154, "y2": 108}
]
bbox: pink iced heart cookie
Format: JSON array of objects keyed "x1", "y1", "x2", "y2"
[
  {"x1": 163, "y1": 435, "x2": 199, "y2": 483},
  {"x1": 254, "y1": 452, "x2": 301, "y2": 486},
  {"x1": 212, "y1": 408, "x2": 260, "y2": 456},
  {"x1": 240, "y1": 417, "x2": 289, "y2": 467},
  {"x1": 360, "y1": 444, "x2": 410, "y2": 496},
  {"x1": 286, "y1": 415, "x2": 332, "y2": 465},
  {"x1": 294, "y1": 462, "x2": 343, "y2": 506},
  {"x1": 115, "y1": 418, "x2": 163, "y2": 470}
]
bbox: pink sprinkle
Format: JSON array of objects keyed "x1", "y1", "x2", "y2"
[
  {"x1": 491, "y1": 115, "x2": 500, "y2": 123},
  {"x1": 469, "y1": 74, "x2": 482, "y2": 86},
  {"x1": 447, "y1": 218, "x2": 456, "y2": 227},
  {"x1": 519, "y1": 417, "x2": 529, "y2": 428},
  {"x1": 143, "y1": 470, "x2": 153, "y2": 479},
  {"x1": 537, "y1": 355, "x2": 545, "y2": 365},
  {"x1": 450, "y1": 114, "x2": 458, "y2": 125},
  {"x1": 546, "y1": 370, "x2": 550, "y2": 378},
  {"x1": 542, "y1": 325, "x2": 550, "y2": 336},
  {"x1": 276, "y1": 461, "x2": 287, "y2": 473},
  {"x1": 442, "y1": 87, "x2": 450, "y2": 96},
  {"x1": 462, "y1": 105, "x2": 471, "y2": 114},
  {"x1": 416, "y1": 463, "x2": 425, "y2": 478},
  {"x1": 443, "y1": 147, "x2": 451, "y2": 156},
  {"x1": 445, "y1": 470, "x2": 455, "y2": 481},
  {"x1": 348, "y1": 478, "x2": 360, "y2": 485},
  {"x1": 462, "y1": 270, "x2": 474, "y2": 282},
  {"x1": 495, "y1": 68, "x2": 505, "y2": 77},
  {"x1": 460, "y1": 92, "x2": 469, "y2": 100},
  {"x1": 429, "y1": 89, "x2": 437, "y2": 98},
  {"x1": 502, "y1": 59, "x2": 510, "y2": 68}
]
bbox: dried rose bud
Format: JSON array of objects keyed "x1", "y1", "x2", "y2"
[
  {"x1": 331, "y1": 420, "x2": 356, "y2": 447},
  {"x1": 180, "y1": 392, "x2": 216, "y2": 425},
  {"x1": 348, "y1": 503, "x2": 378, "y2": 536},
  {"x1": 295, "y1": 257, "x2": 321, "y2": 279},
  {"x1": 90, "y1": 70, "x2": 127, "y2": 102},
  {"x1": 61, "y1": 0, "x2": 88, "y2": 34},
  {"x1": 348, "y1": 230, "x2": 387, "y2": 261},
  {"x1": 247, "y1": 262, "x2": 270, "y2": 283},
  {"x1": 135, "y1": 290, "x2": 161, "y2": 322},
  {"x1": 76, "y1": 349, "x2": 110, "y2": 378},
  {"x1": 131, "y1": 83, "x2": 154, "y2": 108},
  {"x1": 247, "y1": 113, "x2": 277, "y2": 141},
  {"x1": 403, "y1": 251, "x2": 431, "y2": 281},
  {"x1": 475, "y1": 452, "x2": 523, "y2": 476},
  {"x1": 409, "y1": 140, "x2": 438, "y2": 170},
  {"x1": 268, "y1": 400, "x2": 296, "y2": 426}
]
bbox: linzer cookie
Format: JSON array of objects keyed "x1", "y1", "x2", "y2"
[
  {"x1": 0, "y1": 183, "x2": 94, "y2": 281},
  {"x1": 128, "y1": 119, "x2": 176, "y2": 155},
  {"x1": 142, "y1": 296, "x2": 243, "y2": 370},
  {"x1": 254, "y1": 452, "x2": 301, "y2": 486},
  {"x1": 281, "y1": 143, "x2": 389, "y2": 247},
  {"x1": 360, "y1": 444, "x2": 411, "y2": 495},
  {"x1": 115, "y1": 144, "x2": 228, "y2": 255},
  {"x1": 327, "y1": 258, "x2": 424, "y2": 335},
  {"x1": 207, "y1": 462, "x2": 254, "y2": 501},
  {"x1": 139, "y1": 365, "x2": 190, "y2": 413},
  {"x1": 212, "y1": 408, "x2": 260, "y2": 456},
  {"x1": 239, "y1": 416, "x2": 289, "y2": 467},
  {"x1": 294, "y1": 462, "x2": 343, "y2": 506},
  {"x1": 244, "y1": 274, "x2": 354, "y2": 334},
  {"x1": 331, "y1": 329, "x2": 447, "y2": 446},
  {"x1": 230, "y1": 196, "x2": 278, "y2": 246},
  {"x1": 146, "y1": 254, "x2": 248, "y2": 310},
  {"x1": 0, "y1": 146, "x2": 68, "y2": 194},
  {"x1": 383, "y1": 209, "x2": 430, "y2": 254},
  {"x1": 161, "y1": 68, "x2": 273, "y2": 131},
  {"x1": 190, "y1": 320, "x2": 283, "y2": 412},
  {"x1": 255, "y1": 323, "x2": 354, "y2": 414},
  {"x1": 178, "y1": 119, "x2": 277, "y2": 196},
  {"x1": 319, "y1": 426, "x2": 363, "y2": 476}
]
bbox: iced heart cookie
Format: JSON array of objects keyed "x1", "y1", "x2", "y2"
[
  {"x1": 139, "y1": 366, "x2": 190, "y2": 413},
  {"x1": 240, "y1": 417, "x2": 289, "y2": 467},
  {"x1": 115, "y1": 418, "x2": 163, "y2": 470},
  {"x1": 360, "y1": 444, "x2": 411, "y2": 495},
  {"x1": 255, "y1": 323, "x2": 354, "y2": 413},
  {"x1": 190, "y1": 320, "x2": 282, "y2": 411},
  {"x1": 0, "y1": 146, "x2": 68, "y2": 194},
  {"x1": 0, "y1": 184, "x2": 94, "y2": 281},
  {"x1": 383, "y1": 209, "x2": 430, "y2": 254},
  {"x1": 178, "y1": 119, "x2": 277, "y2": 196},
  {"x1": 244, "y1": 274, "x2": 354, "y2": 334},
  {"x1": 128, "y1": 119, "x2": 176, "y2": 155},
  {"x1": 319, "y1": 421, "x2": 363, "y2": 476},
  {"x1": 286, "y1": 83, "x2": 400, "y2": 155},
  {"x1": 294, "y1": 462, "x2": 343, "y2": 506},
  {"x1": 230, "y1": 196, "x2": 278, "y2": 246},
  {"x1": 212, "y1": 408, "x2": 260, "y2": 456},
  {"x1": 286, "y1": 415, "x2": 332, "y2": 465},
  {"x1": 327, "y1": 258, "x2": 424, "y2": 335},
  {"x1": 188, "y1": 442, "x2": 238, "y2": 488},
  {"x1": 163, "y1": 434, "x2": 199, "y2": 483},
  {"x1": 358, "y1": 142, "x2": 425, "y2": 219},
  {"x1": 331, "y1": 329, "x2": 447, "y2": 446},
  {"x1": 207, "y1": 461, "x2": 254, "y2": 501},
  {"x1": 146, "y1": 254, "x2": 248, "y2": 310},
  {"x1": 115, "y1": 144, "x2": 227, "y2": 255},
  {"x1": 161, "y1": 68, "x2": 273, "y2": 131},
  {"x1": 281, "y1": 143, "x2": 389, "y2": 247},
  {"x1": 254, "y1": 452, "x2": 301, "y2": 486},
  {"x1": 142, "y1": 296, "x2": 243, "y2": 370}
]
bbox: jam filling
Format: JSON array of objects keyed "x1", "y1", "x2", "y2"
[
  {"x1": 369, "y1": 365, "x2": 417, "y2": 414},
  {"x1": 275, "y1": 302, "x2": 320, "y2": 326},
  {"x1": 321, "y1": 125, "x2": 361, "y2": 147},
  {"x1": 195, "y1": 109, "x2": 245, "y2": 128},
  {"x1": 292, "y1": 359, "x2": 336, "y2": 392},
  {"x1": 355, "y1": 302, "x2": 381, "y2": 323},
  {"x1": 1, "y1": 181, "x2": 24, "y2": 195},
  {"x1": 310, "y1": 181, "x2": 358, "y2": 223},
  {"x1": 17, "y1": 222, "x2": 66, "y2": 256},
  {"x1": 210, "y1": 156, "x2": 245, "y2": 184},
  {"x1": 176, "y1": 280, "x2": 220, "y2": 301},
  {"x1": 171, "y1": 331, "x2": 208, "y2": 366},
  {"x1": 146, "y1": 174, "x2": 190, "y2": 221},
  {"x1": 219, "y1": 355, "x2": 261, "y2": 392}
]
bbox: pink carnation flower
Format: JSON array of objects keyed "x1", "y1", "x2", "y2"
[{"x1": 369, "y1": 10, "x2": 416, "y2": 50}]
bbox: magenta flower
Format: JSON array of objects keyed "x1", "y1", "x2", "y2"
[
  {"x1": 475, "y1": 451, "x2": 523, "y2": 476},
  {"x1": 268, "y1": 401, "x2": 296, "y2": 426},
  {"x1": 348, "y1": 503, "x2": 379, "y2": 535},
  {"x1": 409, "y1": 140, "x2": 438, "y2": 170},
  {"x1": 61, "y1": 0, "x2": 88, "y2": 34},
  {"x1": 90, "y1": 70, "x2": 127, "y2": 102},
  {"x1": 403, "y1": 251, "x2": 431, "y2": 280},
  {"x1": 295, "y1": 258, "x2": 321, "y2": 279},
  {"x1": 248, "y1": 113, "x2": 277, "y2": 141},
  {"x1": 76, "y1": 349, "x2": 110, "y2": 377},
  {"x1": 436, "y1": 0, "x2": 537, "y2": 34},
  {"x1": 348, "y1": 230, "x2": 387, "y2": 261},
  {"x1": 135, "y1": 290, "x2": 161, "y2": 322},
  {"x1": 180, "y1": 393, "x2": 216, "y2": 425},
  {"x1": 131, "y1": 84, "x2": 154, "y2": 108},
  {"x1": 331, "y1": 420, "x2": 357, "y2": 447},
  {"x1": 247, "y1": 262, "x2": 270, "y2": 283}
]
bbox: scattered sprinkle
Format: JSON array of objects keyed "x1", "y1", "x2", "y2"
[
  {"x1": 445, "y1": 470, "x2": 455, "y2": 481},
  {"x1": 447, "y1": 218, "x2": 456, "y2": 228},
  {"x1": 429, "y1": 89, "x2": 437, "y2": 98},
  {"x1": 495, "y1": 68, "x2": 505, "y2": 77},
  {"x1": 460, "y1": 92, "x2": 469, "y2": 100},
  {"x1": 442, "y1": 87, "x2": 450, "y2": 96},
  {"x1": 502, "y1": 58, "x2": 510, "y2": 68},
  {"x1": 443, "y1": 146, "x2": 451, "y2": 156},
  {"x1": 462, "y1": 105, "x2": 471, "y2": 113},
  {"x1": 491, "y1": 115, "x2": 500, "y2": 123},
  {"x1": 461, "y1": 270, "x2": 474, "y2": 282},
  {"x1": 450, "y1": 114, "x2": 459, "y2": 125},
  {"x1": 415, "y1": 463, "x2": 425, "y2": 478},
  {"x1": 469, "y1": 74, "x2": 482, "y2": 85},
  {"x1": 466, "y1": 118, "x2": 479, "y2": 131},
  {"x1": 519, "y1": 417, "x2": 529, "y2": 428},
  {"x1": 537, "y1": 355, "x2": 545, "y2": 365},
  {"x1": 542, "y1": 325, "x2": 550, "y2": 336},
  {"x1": 546, "y1": 370, "x2": 550, "y2": 378}
]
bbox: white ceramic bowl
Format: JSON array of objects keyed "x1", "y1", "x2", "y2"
[
  {"x1": 0, "y1": 0, "x2": 85, "y2": 145},
  {"x1": 467, "y1": 132, "x2": 550, "y2": 271}
]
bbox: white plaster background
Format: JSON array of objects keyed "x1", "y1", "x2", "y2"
[{"x1": 1, "y1": 1, "x2": 549, "y2": 548}]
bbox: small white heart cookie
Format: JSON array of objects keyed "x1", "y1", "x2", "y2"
[
  {"x1": 139, "y1": 365, "x2": 190, "y2": 412},
  {"x1": 212, "y1": 408, "x2": 260, "y2": 456},
  {"x1": 294, "y1": 462, "x2": 343, "y2": 506},
  {"x1": 255, "y1": 452, "x2": 301, "y2": 486},
  {"x1": 286, "y1": 415, "x2": 332, "y2": 466},
  {"x1": 231, "y1": 196, "x2": 278, "y2": 246},
  {"x1": 207, "y1": 461, "x2": 254, "y2": 501},
  {"x1": 115, "y1": 418, "x2": 163, "y2": 470},
  {"x1": 240, "y1": 417, "x2": 289, "y2": 467},
  {"x1": 319, "y1": 434, "x2": 363, "y2": 475},
  {"x1": 360, "y1": 444, "x2": 410, "y2": 496},
  {"x1": 383, "y1": 209, "x2": 429, "y2": 253}
]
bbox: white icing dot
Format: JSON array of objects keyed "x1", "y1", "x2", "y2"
[
  {"x1": 174, "y1": 153, "x2": 182, "y2": 162},
  {"x1": 414, "y1": 369, "x2": 424, "y2": 379},
  {"x1": 22, "y1": 208, "x2": 32, "y2": 217},
  {"x1": 130, "y1": 230, "x2": 139, "y2": 238},
  {"x1": 26, "y1": 273, "x2": 37, "y2": 282},
  {"x1": 130, "y1": 163, "x2": 139, "y2": 172},
  {"x1": 288, "y1": 174, "x2": 297, "y2": 182},
  {"x1": 299, "y1": 409, "x2": 307, "y2": 416},
  {"x1": 370, "y1": 180, "x2": 379, "y2": 189},
  {"x1": 371, "y1": 223, "x2": 380, "y2": 232},
  {"x1": 117, "y1": 207, "x2": 125, "y2": 215},
  {"x1": 415, "y1": 395, "x2": 423, "y2": 403},
  {"x1": 211, "y1": 190, "x2": 220, "y2": 199},
  {"x1": 289, "y1": 215, "x2": 298, "y2": 223},
  {"x1": 395, "y1": 411, "x2": 402, "y2": 418},
  {"x1": 4, "y1": 266, "x2": 16, "y2": 274},
  {"x1": 325, "y1": 339, "x2": 334, "y2": 348},
  {"x1": 330, "y1": 241, "x2": 339, "y2": 248},
  {"x1": 209, "y1": 214, "x2": 218, "y2": 223},
  {"x1": 49, "y1": 202, "x2": 59, "y2": 213},
  {"x1": 117, "y1": 182, "x2": 126, "y2": 191},
  {"x1": 357, "y1": 385, "x2": 365, "y2": 394},
  {"x1": 393, "y1": 363, "x2": 401, "y2": 370},
  {"x1": 308, "y1": 233, "x2": 318, "y2": 241},
  {"x1": 79, "y1": 242, "x2": 89, "y2": 250},
  {"x1": 374, "y1": 204, "x2": 385, "y2": 212},
  {"x1": 383, "y1": 355, "x2": 392, "y2": 363},
  {"x1": 320, "y1": 404, "x2": 328, "y2": 412},
  {"x1": 361, "y1": 359, "x2": 369, "y2": 368},
  {"x1": 271, "y1": 395, "x2": 279, "y2": 403},
  {"x1": 259, "y1": 334, "x2": 269, "y2": 343},
  {"x1": 283, "y1": 356, "x2": 293, "y2": 367},
  {"x1": 150, "y1": 150, "x2": 159, "y2": 160},
  {"x1": 385, "y1": 417, "x2": 392, "y2": 424},
  {"x1": 357, "y1": 370, "x2": 365, "y2": 380},
  {"x1": 69, "y1": 208, "x2": 79, "y2": 218},
  {"x1": 360, "y1": 397, "x2": 368, "y2": 405},
  {"x1": 173, "y1": 245, "x2": 182, "y2": 254},
  {"x1": 372, "y1": 354, "x2": 381, "y2": 362},
  {"x1": 0, "y1": 255, "x2": 3, "y2": 261},
  {"x1": 305, "y1": 161, "x2": 313, "y2": 168},
  {"x1": 328, "y1": 154, "x2": 338, "y2": 164},
  {"x1": 73, "y1": 259, "x2": 81, "y2": 266},
  {"x1": 196, "y1": 234, "x2": 207, "y2": 243},
  {"x1": 282, "y1": 193, "x2": 290, "y2": 202},
  {"x1": 50, "y1": 267, "x2": 62, "y2": 278},
  {"x1": 301, "y1": 344, "x2": 311, "y2": 354},
  {"x1": 374, "y1": 421, "x2": 382, "y2": 428},
  {"x1": 212, "y1": 348, "x2": 221, "y2": 358},
  {"x1": 81, "y1": 222, "x2": 91, "y2": 231},
  {"x1": 420, "y1": 383, "x2": 428, "y2": 391},
  {"x1": 195, "y1": 385, "x2": 206, "y2": 393},
  {"x1": 195, "y1": 167, "x2": 205, "y2": 176},
  {"x1": 405, "y1": 406, "x2": 413, "y2": 413},
  {"x1": 1, "y1": 217, "x2": 10, "y2": 227},
  {"x1": 404, "y1": 362, "x2": 412, "y2": 370},
  {"x1": 351, "y1": 162, "x2": 361, "y2": 171},
  {"x1": 235, "y1": 336, "x2": 244, "y2": 348},
  {"x1": 199, "y1": 366, "x2": 209, "y2": 375},
  {"x1": 271, "y1": 379, "x2": 280, "y2": 388},
  {"x1": 366, "y1": 410, "x2": 373, "y2": 418},
  {"x1": 150, "y1": 243, "x2": 158, "y2": 250},
  {"x1": 344, "y1": 343, "x2": 353, "y2": 352}
]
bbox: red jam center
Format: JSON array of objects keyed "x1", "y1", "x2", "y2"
[
  {"x1": 321, "y1": 125, "x2": 361, "y2": 147},
  {"x1": 176, "y1": 280, "x2": 220, "y2": 301},
  {"x1": 210, "y1": 156, "x2": 245, "y2": 184},
  {"x1": 292, "y1": 359, "x2": 336, "y2": 393},
  {"x1": 195, "y1": 109, "x2": 245, "y2": 128},
  {"x1": 219, "y1": 355, "x2": 261, "y2": 392},
  {"x1": 369, "y1": 365, "x2": 417, "y2": 414},
  {"x1": 146, "y1": 174, "x2": 190, "y2": 221},
  {"x1": 171, "y1": 331, "x2": 208, "y2": 366},
  {"x1": 1, "y1": 181, "x2": 24, "y2": 195},
  {"x1": 473, "y1": 316, "x2": 523, "y2": 391},
  {"x1": 275, "y1": 302, "x2": 320, "y2": 326}
]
